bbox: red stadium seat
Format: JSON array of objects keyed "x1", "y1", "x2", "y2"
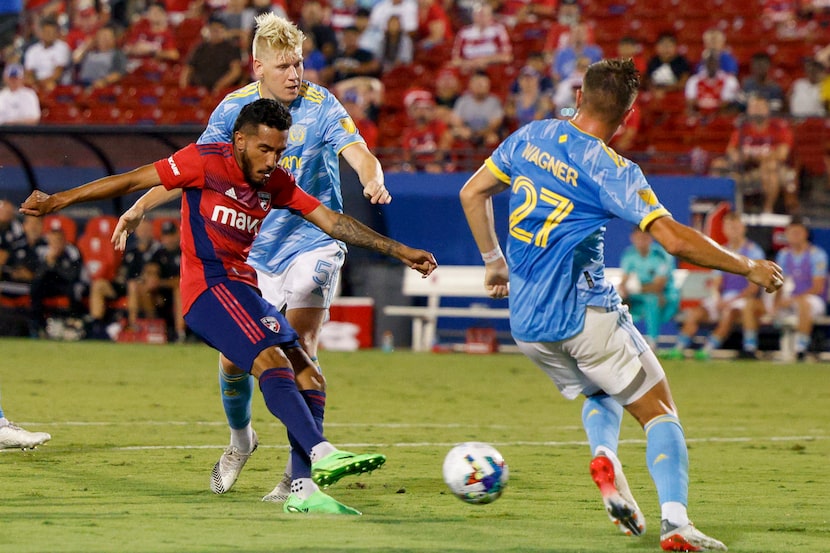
[
  {"x1": 83, "y1": 215, "x2": 120, "y2": 240},
  {"x1": 43, "y1": 214, "x2": 78, "y2": 243},
  {"x1": 78, "y1": 232, "x2": 122, "y2": 282}
]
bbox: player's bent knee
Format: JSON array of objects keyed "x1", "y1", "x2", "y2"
[{"x1": 251, "y1": 346, "x2": 291, "y2": 379}]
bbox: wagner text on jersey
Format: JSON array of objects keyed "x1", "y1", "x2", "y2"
[{"x1": 521, "y1": 143, "x2": 578, "y2": 187}]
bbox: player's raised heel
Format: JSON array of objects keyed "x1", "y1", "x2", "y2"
[
  {"x1": 0, "y1": 422, "x2": 51, "y2": 450},
  {"x1": 283, "y1": 490, "x2": 362, "y2": 515},
  {"x1": 210, "y1": 431, "x2": 258, "y2": 494},
  {"x1": 589, "y1": 454, "x2": 646, "y2": 537},
  {"x1": 311, "y1": 450, "x2": 386, "y2": 488},
  {"x1": 262, "y1": 472, "x2": 292, "y2": 502},
  {"x1": 660, "y1": 520, "x2": 727, "y2": 551}
]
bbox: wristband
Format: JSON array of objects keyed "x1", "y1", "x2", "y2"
[{"x1": 481, "y1": 246, "x2": 504, "y2": 263}]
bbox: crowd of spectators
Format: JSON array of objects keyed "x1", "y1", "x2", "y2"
[{"x1": 0, "y1": 197, "x2": 184, "y2": 342}]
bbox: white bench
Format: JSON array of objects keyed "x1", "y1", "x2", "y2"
[
  {"x1": 383, "y1": 266, "x2": 509, "y2": 352},
  {"x1": 382, "y1": 265, "x2": 710, "y2": 352}
]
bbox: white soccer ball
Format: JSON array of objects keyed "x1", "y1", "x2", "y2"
[{"x1": 442, "y1": 442, "x2": 508, "y2": 504}]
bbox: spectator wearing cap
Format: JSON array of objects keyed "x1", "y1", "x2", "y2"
[
  {"x1": 504, "y1": 64, "x2": 553, "y2": 131},
  {"x1": 22, "y1": 17, "x2": 71, "y2": 92},
  {"x1": 400, "y1": 88, "x2": 452, "y2": 173},
  {"x1": 179, "y1": 16, "x2": 243, "y2": 96},
  {"x1": 0, "y1": 63, "x2": 40, "y2": 124},
  {"x1": 450, "y1": 2, "x2": 512, "y2": 74},
  {"x1": 337, "y1": 84, "x2": 379, "y2": 149}
]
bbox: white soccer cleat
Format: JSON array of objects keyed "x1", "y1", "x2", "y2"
[
  {"x1": 210, "y1": 431, "x2": 258, "y2": 494},
  {"x1": 589, "y1": 453, "x2": 646, "y2": 536},
  {"x1": 0, "y1": 422, "x2": 51, "y2": 450},
  {"x1": 660, "y1": 520, "x2": 728, "y2": 551},
  {"x1": 262, "y1": 472, "x2": 292, "y2": 503}
]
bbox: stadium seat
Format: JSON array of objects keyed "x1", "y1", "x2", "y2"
[
  {"x1": 41, "y1": 104, "x2": 82, "y2": 124},
  {"x1": 43, "y1": 214, "x2": 78, "y2": 243},
  {"x1": 82, "y1": 105, "x2": 124, "y2": 124},
  {"x1": 83, "y1": 215, "x2": 120, "y2": 240},
  {"x1": 78, "y1": 232, "x2": 122, "y2": 282}
]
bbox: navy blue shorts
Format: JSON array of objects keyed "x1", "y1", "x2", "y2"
[{"x1": 185, "y1": 280, "x2": 300, "y2": 372}]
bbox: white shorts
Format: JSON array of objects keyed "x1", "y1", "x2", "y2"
[
  {"x1": 515, "y1": 306, "x2": 665, "y2": 406},
  {"x1": 775, "y1": 294, "x2": 827, "y2": 322},
  {"x1": 255, "y1": 242, "x2": 346, "y2": 311},
  {"x1": 701, "y1": 290, "x2": 748, "y2": 321}
]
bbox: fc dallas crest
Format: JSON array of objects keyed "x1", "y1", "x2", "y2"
[
  {"x1": 260, "y1": 316, "x2": 280, "y2": 333},
  {"x1": 258, "y1": 192, "x2": 271, "y2": 211}
]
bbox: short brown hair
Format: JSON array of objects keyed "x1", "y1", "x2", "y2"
[{"x1": 580, "y1": 58, "x2": 641, "y2": 125}]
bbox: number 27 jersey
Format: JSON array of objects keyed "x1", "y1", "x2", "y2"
[{"x1": 486, "y1": 119, "x2": 670, "y2": 342}]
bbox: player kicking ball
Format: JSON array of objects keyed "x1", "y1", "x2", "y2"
[{"x1": 20, "y1": 99, "x2": 438, "y2": 515}]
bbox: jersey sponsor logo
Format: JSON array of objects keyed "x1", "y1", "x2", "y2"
[
  {"x1": 257, "y1": 192, "x2": 271, "y2": 211},
  {"x1": 279, "y1": 155, "x2": 302, "y2": 171},
  {"x1": 520, "y1": 143, "x2": 579, "y2": 187},
  {"x1": 260, "y1": 316, "x2": 281, "y2": 333},
  {"x1": 289, "y1": 124, "x2": 306, "y2": 143},
  {"x1": 210, "y1": 205, "x2": 262, "y2": 234},
  {"x1": 225, "y1": 188, "x2": 238, "y2": 200},
  {"x1": 166, "y1": 155, "x2": 181, "y2": 176},
  {"x1": 637, "y1": 188, "x2": 658, "y2": 206},
  {"x1": 339, "y1": 116, "x2": 356, "y2": 134}
]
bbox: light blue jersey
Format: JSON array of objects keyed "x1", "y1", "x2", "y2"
[
  {"x1": 486, "y1": 119, "x2": 670, "y2": 342},
  {"x1": 198, "y1": 80, "x2": 365, "y2": 273}
]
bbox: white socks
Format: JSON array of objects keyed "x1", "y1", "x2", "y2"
[
  {"x1": 229, "y1": 424, "x2": 254, "y2": 453},
  {"x1": 310, "y1": 441, "x2": 336, "y2": 463}
]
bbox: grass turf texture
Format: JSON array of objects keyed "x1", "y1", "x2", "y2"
[{"x1": 1, "y1": 338, "x2": 828, "y2": 553}]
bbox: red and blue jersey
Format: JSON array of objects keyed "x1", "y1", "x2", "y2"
[{"x1": 153, "y1": 143, "x2": 321, "y2": 314}]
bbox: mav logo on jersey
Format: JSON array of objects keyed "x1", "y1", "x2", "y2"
[{"x1": 210, "y1": 205, "x2": 262, "y2": 234}]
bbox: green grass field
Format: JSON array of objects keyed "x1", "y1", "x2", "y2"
[{"x1": 1, "y1": 338, "x2": 828, "y2": 553}]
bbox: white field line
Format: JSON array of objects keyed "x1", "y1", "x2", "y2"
[{"x1": 7, "y1": 420, "x2": 826, "y2": 452}]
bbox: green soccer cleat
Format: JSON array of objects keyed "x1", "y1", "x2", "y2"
[
  {"x1": 283, "y1": 490, "x2": 362, "y2": 515},
  {"x1": 660, "y1": 348, "x2": 685, "y2": 361},
  {"x1": 311, "y1": 450, "x2": 386, "y2": 488},
  {"x1": 693, "y1": 349, "x2": 711, "y2": 361}
]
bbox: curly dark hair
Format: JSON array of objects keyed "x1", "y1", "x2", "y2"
[{"x1": 232, "y1": 98, "x2": 293, "y2": 135}]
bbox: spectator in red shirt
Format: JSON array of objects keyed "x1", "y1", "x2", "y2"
[
  {"x1": 400, "y1": 88, "x2": 452, "y2": 173},
  {"x1": 617, "y1": 36, "x2": 646, "y2": 76},
  {"x1": 416, "y1": 0, "x2": 453, "y2": 52},
  {"x1": 710, "y1": 94, "x2": 797, "y2": 214},
  {"x1": 542, "y1": 0, "x2": 589, "y2": 54},
  {"x1": 497, "y1": 0, "x2": 559, "y2": 26},
  {"x1": 122, "y1": 2, "x2": 181, "y2": 66},
  {"x1": 685, "y1": 52, "x2": 741, "y2": 121},
  {"x1": 450, "y1": 1, "x2": 512, "y2": 75},
  {"x1": 65, "y1": 5, "x2": 102, "y2": 59}
]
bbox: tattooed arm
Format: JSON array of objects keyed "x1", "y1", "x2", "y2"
[{"x1": 303, "y1": 204, "x2": 437, "y2": 276}]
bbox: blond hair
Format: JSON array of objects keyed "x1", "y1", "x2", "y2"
[{"x1": 252, "y1": 12, "x2": 304, "y2": 61}]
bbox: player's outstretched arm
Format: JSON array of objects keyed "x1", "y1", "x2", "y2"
[
  {"x1": 20, "y1": 165, "x2": 162, "y2": 217},
  {"x1": 111, "y1": 187, "x2": 183, "y2": 251},
  {"x1": 460, "y1": 164, "x2": 510, "y2": 299},
  {"x1": 648, "y1": 216, "x2": 784, "y2": 293},
  {"x1": 342, "y1": 142, "x2": 391, "y2": 205},
  {"x1": 304, "y1": 204, "x2": 437, "y2": 276}
]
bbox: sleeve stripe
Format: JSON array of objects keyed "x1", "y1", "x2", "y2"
[
  {"x1": 485, "y1": 157, "x2": 511, "y2": 184},
  {"x1": 639, "y1": 208, "x2": 671, "y2": 231}
]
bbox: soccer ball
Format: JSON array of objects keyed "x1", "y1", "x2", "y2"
[{"x1": 442, "y1": 442, "x2": 508, "y2": 504}]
